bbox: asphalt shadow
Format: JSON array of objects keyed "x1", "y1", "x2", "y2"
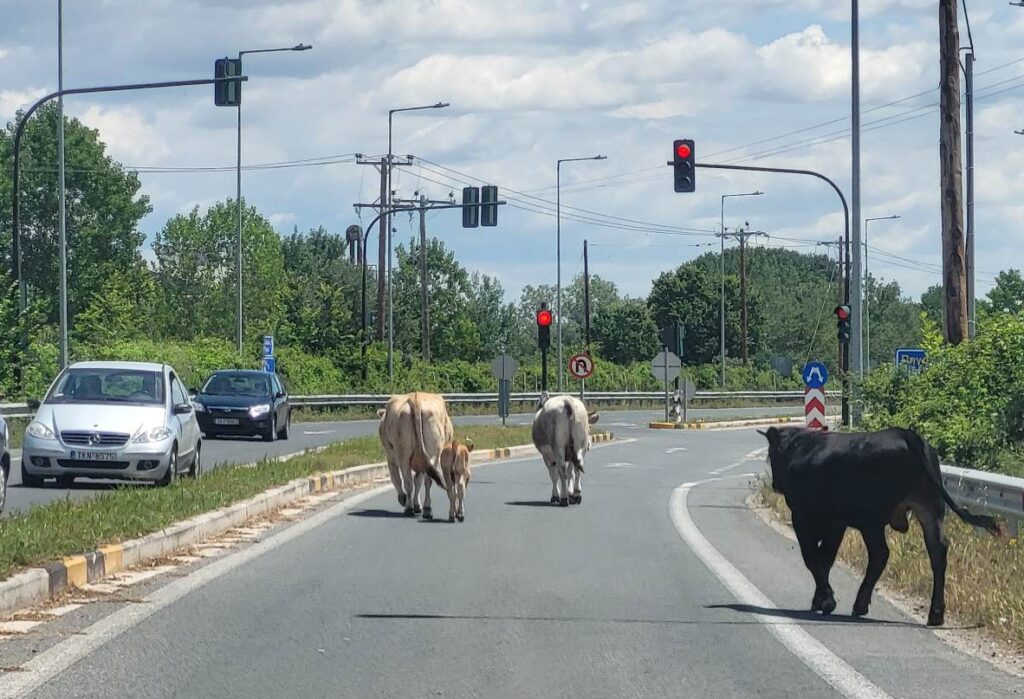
[
  {"x1": 706, "y1": 603, "x2": 921, "y2": 628},
  {"x1": 348, "y1": 509, "x2": 410, "y2": 519},
  {"x1": 505, "y1": 500, "x2": 557, "y2": 507}
]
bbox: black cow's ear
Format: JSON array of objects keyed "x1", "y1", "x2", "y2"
[{"x1": 756, "y1": 429, "x2": 768, "y2": 438}]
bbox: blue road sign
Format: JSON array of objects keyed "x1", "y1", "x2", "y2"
[
  {"x1": 262, "y1": 356, "x2": 276, "y2": 374},
  {"x1": 262, "y1": 335, "x2": 274, "y2": 357},
  {"x1": 802, "y1": 361, "x2": 829, "y2": 389},
  {"x1": 895, "y1": 348, "x2": 926, "y2": 374}
]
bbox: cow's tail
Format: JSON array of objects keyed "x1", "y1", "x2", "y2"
[
  {"x1": 904, "y1": 429, "x2": 1002, "y2": 536},
  {"x1": 410, "y1": 394, "x2": 445, "y2": 489},
  {"x1": 563, "y1": 399, "x2": 584, "y2": 474}
]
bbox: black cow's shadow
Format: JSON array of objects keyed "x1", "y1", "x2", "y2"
[
  {"x1": 505, "y1": 500, "x2": 557, "y2": 507},
  {"x1": 348, "y1": 509, "x2": 409, "y2": 519},
  {"x1": 706, "y1": 603, "x2": 919, "y2": 627}
]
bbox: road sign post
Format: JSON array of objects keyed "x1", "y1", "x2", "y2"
[
  {"x1": 490, "y1": 354, "x2": 519, "y2": 426},
  {"x1": 651, "y1": 349, "x2": 682, "y2": 422},
  {"x1": 802, "y1": 361, "x2": 829, "y2": 429}
]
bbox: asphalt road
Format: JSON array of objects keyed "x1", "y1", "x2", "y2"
[
  {"x1": 1, "y1": 423, "x2": 1017, "y2": 698},
  {"x1": 2, "y1": 405, "x2": 807, "y2": 518}
]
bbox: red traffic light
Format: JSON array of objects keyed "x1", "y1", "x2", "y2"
[
  {"x1": 676, "y1": 143, "x2": 692, "y2": 159},
  {"x1": 834, "y1": 305, "x2": 851, "y2": 321},
  {"x1": 536, "y1": 309, "x2": 553, "y2": 327}
]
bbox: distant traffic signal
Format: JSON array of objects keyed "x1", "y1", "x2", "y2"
[
  {"x1": 214, "y1": 57, "x2": 242, "y2": 107},
  {"x1": 537, "y1": 305, "x2": 552, "y2": 351},
  {"x1": 835, "y1": 305, "x2": 851, "y2": 344},
  {"x1": 462, "y1": 187, "x2": 480, "y2": 228},
  {"x1": 481, "y1": 185, "x2": 498, "y2": 227},
  {"x1": 673, "y1": 139, "x2": 695, "y2": 193}
]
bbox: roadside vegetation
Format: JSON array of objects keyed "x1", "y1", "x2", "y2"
[
  {"x1": 756, "y1": 478, "x2": 1024, "y2": 651},
  {"x1": 0, "y1": 424, "x2": 539, "y2": 582}
]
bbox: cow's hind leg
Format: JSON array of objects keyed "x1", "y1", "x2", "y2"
[
  {"x1": 387, "y1": 461, "x2": 406, "y2": 508},
  {"x1": 569, "y1": 464, "x2": 583, "y2": 505},
  {"x1": 401, "y1": 465, "x2": 416, "y2": 516},
  {"x1": 852, "y1": 525, "x2": 889, "y2": 618},
  {"x1": 556, "y1": 457, "x2": 570, "y2": 507},
  {"x1": 811, "y1": 524, "x2": 845, "y2": 614},
  {"x1": 421, "y1": 475, "x2": 434, "y2": 520},
  {"x1": 913, "y1": 502, "x2": 949, "y2": 626},
  {"x1": 546, "y1": 462, "x2": 561, "y2": 504}
]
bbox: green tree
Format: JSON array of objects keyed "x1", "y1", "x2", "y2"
[
  {"x1": 648, "y1": 264, "x2": 762, "y2": 365},
  {"x1": 983, "y1": 269, "x2": 1024, "y2": 316},
  {"x1": 73, "y1": 270, "x2": 157, "y2": 348},
  {"x1": 151, "y1": 199, "x2": 287, "y2": 347},
  {"x1": 467, "y1": 272, "x2": 516, "y2": 360},
  {"x1": 0, "y1": 104, "x2": 152, "y2": 329},
  {"x1": 593, "y1": 298, "x2": 659, "y2": 364},
  {"x1": 865, "y1": 278, "x2": 922, "y2": 369},
  {"x1": 392, "y1": 237, "x2": 479, "y2": 362},
  {"x1": 920, "y1": 284, "x2": 945, "y2": 333}
]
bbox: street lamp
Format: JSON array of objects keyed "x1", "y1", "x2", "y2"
[
  {"x1": 235, "y1": 43, "x2": 312, "y2": 355},
  {"x1": 556, "y1": 155, "x2": 607, "y2": 391},
  {"x1": 863, "y1": 214, "x2": 900, "y2": 370},
  {"x1": 386, "y1": 102, "x2": 450, "y2": 384},
  {"x1": 717, "y1": 191, "x2": 763, "y2": 387}
]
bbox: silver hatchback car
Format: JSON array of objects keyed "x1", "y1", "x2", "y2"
[{"x1": 22, "y1": 361, "x2": 202, "y2": 487}]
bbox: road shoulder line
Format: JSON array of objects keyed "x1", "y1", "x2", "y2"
[{"x1": 670, "y1": 477, "x2": 893, "y2": 699}]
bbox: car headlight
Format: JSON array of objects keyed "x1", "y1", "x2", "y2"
[
  {"x1": 132, "y1": 426, "x2": 173, "y2": 444},
  {"x1": 248, "y1": 404, "x2": 271, "y2": 419},
  {"x1": 26, "y1": 421, "x2": 55, "y2": 440}
]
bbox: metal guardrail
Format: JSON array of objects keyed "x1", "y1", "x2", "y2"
[{"x1": 941, "y1": 465, "x2": 1024, "y2": 538}]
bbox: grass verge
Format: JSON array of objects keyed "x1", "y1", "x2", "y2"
[
  {"x1": 755, "y1": 477, "x2": 1024, "y2": 651},
  {"x1": 0, "y1": 424, "x2": 538, "y2": 582}
]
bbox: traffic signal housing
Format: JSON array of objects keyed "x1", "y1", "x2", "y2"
[
  {"x1": 214, "y1": 57, "x2": 242, "y2": 107},
  {"x1": 537, "y1": 304, "x2": 552, "y2": 351},
  {"x1": 835, "y1": 304, "x2": 851, "y2": 344},
  {"x1": 481, "y1": 185, "x2": 498, "y2": 227},
  {"x1": 462, "y1": 187, "x2": 480, "y2": 228},
  {"x1": 673, "y1": 139, "x2": 695, "y2": 193}
]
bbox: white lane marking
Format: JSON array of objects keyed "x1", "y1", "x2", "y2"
[
  {"x1": 665, "y1": 447, "x2": 688, "y2": 454},
  {"x1": 0, "y1": 485, "x2": 390, "y2": 698},
  {"x1": 302, "y1": 430, "x2": 335, "y2": 436},
  {"x1": 609, "y1": 422, "x2": 637, "y2": 428},
  {"x1": 669, "y1": 477, "x2": 893, "y2": 699},
  {"x1": 604, "y1": 462, "x2": 635, "y2": 469},
  {"x1": 708, "y1": 447, "x2": 766, "y2": 476}
]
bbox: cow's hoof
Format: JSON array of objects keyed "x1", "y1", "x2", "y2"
[
  {"x1": 403, "y1": 507, "x2": 416, "y2": 517},
  {"x1": 422, "y1": 508, "x2": 433, "y2": 520},
  {"x1": 851, "y1": 601, "x2": 870, "y2": 618},
  {"x1": 456, "y1": 514, "x2": 465, "y2": 523},
  {"x1": 819, "y1": 597, "x2": 837, "y2": 615},
  {"x1": 559, "y1": 498, "x2": 569, "y2": 507},
  {"x1": 550, "y1": 496, "x2": 559, "y2": 504},
  {"x1": 927, "y1": 611, "x2": 945, "y2": 627},
  {"x1": 569, "y1": 494, "x2": 581, "y2": 505},
  {"x1": 449, "y1": 516, "x2": 456, "y2": 523},
  {"x1": 398, "y1": 493, "x2": 408, "y2": 507},
  {"x1": 413, "y1": 504, "x2": 422, "y2": 515}
]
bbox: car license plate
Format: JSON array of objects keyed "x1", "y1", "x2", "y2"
[
  {"x1": 214, "y1": 418, "x2": 240, "y2": 426},
  {"x1": 69, "y1": 450, "x2": 118, "y2": 461}
]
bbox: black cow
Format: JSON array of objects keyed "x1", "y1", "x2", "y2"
[{"x1": 759, "y1": 426, "x2": 1001, "y2": 626}]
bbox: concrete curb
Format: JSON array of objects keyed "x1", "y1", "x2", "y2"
[
  {"x1": 649, "y1": 416, "x2": 806, "y2": 430},
  {"x1": 0, "y1": 432, "x2": 610, "y2": 620}
]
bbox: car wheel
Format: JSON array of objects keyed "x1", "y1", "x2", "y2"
[
  {"x1": 21, "y1": 460, "x2": 43, "y2": 488},
  {"x1": 277, "y1": 412, "x2": 290, "y2": 440},
  {"x1": 0, "y1": 461, "x2": 7, "y2": 514},
  {"x1": 263, "y1": 415, "x2": 277, "y2": 442},
  {"x1": 157, "y1": 446, "x2": 178, "y2": 487},
  {"x1": 187, "y1": 441, "x2": 202, "y2": 479}
]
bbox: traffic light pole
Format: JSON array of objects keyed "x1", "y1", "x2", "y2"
[{"x1": 695, "y1": 162, "x2": 851, "y2": 427}]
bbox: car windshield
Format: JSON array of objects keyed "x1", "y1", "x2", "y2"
[
  {"x1": 45, "y1": 368, "x2": 164, "y2": 405},
  {"x1": 201, "y1": 373, "x2": 271, "y2": 397}
]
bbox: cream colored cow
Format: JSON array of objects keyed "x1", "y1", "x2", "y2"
[
  {"x1": 440, "y1": 438, "x2": 475, "y2": 522},
  {"x1": 377, "y1": 392, "x2": 455, "y2": 519}
]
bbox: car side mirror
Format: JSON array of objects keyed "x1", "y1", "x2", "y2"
[
  {"x1": 26, "y1": 398, "x2": 41, "y2": 410},
  {"x1": 275, "y1": 391, "x2": 286, "y2": 399},
  {"x1": 173, "y1": 403, "x2": 193, "y2": 415}
]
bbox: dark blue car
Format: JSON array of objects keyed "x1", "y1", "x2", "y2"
[{"x1": 192, "y1": 370, "x2": 290, "y2": 442}]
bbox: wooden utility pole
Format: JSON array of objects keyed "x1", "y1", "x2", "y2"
[
  {"x1": 722, "y1": 226, "x2": 765, "y2": 365},
  {"x1": 583, "y1": 240, "x2": 591, "y2": 349},
  {"x1": 376, "y1": 157, "x2": 388, "y2": 341},
  {"x1": 939, "y1": 0, "x2": 968, "y2": 344}
]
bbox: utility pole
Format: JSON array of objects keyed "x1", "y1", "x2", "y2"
[
  {"x1": 964, "y1": 42, "x2": 976, "y2": 338},
  {"x1": 818, "y1": 238, "x2": 844, "y2": 370},
  {"x1": 57, "y1": 0, "x2": 68, "y2": 369},
  {"x1": 582, "y1": 239, "x2": 590, "y2": 400},
  {"x1": 721, "y1": 225, "x2": 766, "y2": 366},
  {"x1": 939, "y1": 0, "x2": 968, "y2": 344},
  {"x1": 851, "y1": 0, "x2": 864, "y2": 391}
]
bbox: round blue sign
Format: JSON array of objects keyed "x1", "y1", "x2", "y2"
[{"x1": 802, "y1": 361, "x2": 829, "y2": 388}]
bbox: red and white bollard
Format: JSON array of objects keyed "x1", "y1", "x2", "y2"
[{"x1": 804, "y1": 387, "x2": 826, "y2": 429}]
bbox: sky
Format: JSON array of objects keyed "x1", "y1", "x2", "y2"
[{"x1": 1, "y1": 0, "x2": 1022, "y2": 304}]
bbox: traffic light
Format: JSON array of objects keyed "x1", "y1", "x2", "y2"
[
  {"x1": 214, "y1": 57, "x2": 242, "y2": 107},
  {"x1": 673, "y1": 139, "x2": 695, "y2": 193},
  {"x1": 462, "y1": 187, "x2": 480, "y2": 228},
  {"x1": 537, "y1": 304, "x2": 552, "y2": 351},
  {"x1": 481, "y1": 185, "x2": 498, "y2": 227},
  {"x1": 835, "y1": 304, "x2": 851, "y2": 344}
]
